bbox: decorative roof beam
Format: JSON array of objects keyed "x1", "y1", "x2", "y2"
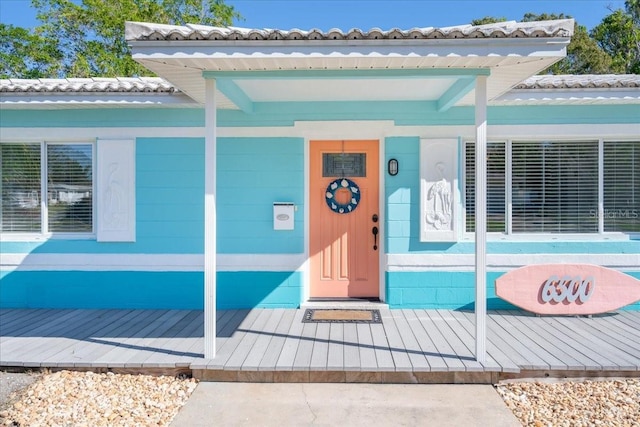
[
  {"x1": 210, "y1": 77, "x2": 254, "y2": 113},
  {"x1": 436, "y1": 76, "x2": 478, "y2": 112}
]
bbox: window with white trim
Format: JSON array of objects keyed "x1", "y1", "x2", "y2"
[
  {"x1": 1, "y1": 142, "x2": 94, "y2": 234},
  {"x1": 465, "y1": 140, "x2": 640, "y2": 234},
  {"x1": 604, "y1": 141, "x2": 640, "y2": 232},
  {"x1": 465, "y1": 141, "x2": 506, "y2": 232}
]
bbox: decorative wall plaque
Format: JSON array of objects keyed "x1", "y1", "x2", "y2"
[{"x1": 420, "y1": 139, "x2": 458, "y2": 242}]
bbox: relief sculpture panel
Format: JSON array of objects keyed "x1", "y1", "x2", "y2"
[{"x1": 420, "y1": 139, "x2": 458, "y2": 242}]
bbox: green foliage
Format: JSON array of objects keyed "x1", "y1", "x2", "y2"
[
  {"x1": 0, "y1": 23, "x2": 62, "y2": 78},
  {"x1": 519, "y1": 13, "x2": 619, "y2": 74},
  {"x1": 522, "y1": 12, "x2": 570, "y2": 22},
  {"x1": 591, "y1": 6, "x2": 640, "y2": 73},
  {"x1": 18, "y1": 0, "x2": 241, "y2": 77},
  {"x1": 470, "y1": 16, "x2": 507, "y2": 26},
  {"x1": 549, "y1": 22, "x2": 617, "y2": 74}
]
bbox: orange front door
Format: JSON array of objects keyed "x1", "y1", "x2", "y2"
[{"x1": 309, "y1": 140, "x2": 380, "y2": 298}]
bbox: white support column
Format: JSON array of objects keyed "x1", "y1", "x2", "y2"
[
  {"x1": 474, "y1": 75, "x2": 488, "y2": 363},
  {"x1": 204, "y1": 78, "x2": 217, "y2": 359}
]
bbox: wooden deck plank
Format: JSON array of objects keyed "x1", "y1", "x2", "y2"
[
  {"x1": 576, "y1": 314, "x2": 640, "y2": 355},
  {"x1": 610, "y1": 311, "x2": 640, "y2": 336},
  {"x1": 224, "y1": 309, "x2": 274, "y2": 370},
  {"x1": 134, "y1": 310, "x2": 204, "y2": 367},
  {"x1": 19, "y1": 310, "x2": 138, "y2": 367},
  {"x1": 274, "y1": 309, "x2": 306, "y2": 371},
  {"x1": 0, "y1": 309, "x2": 92, "y2": 351},
  {"x1": 63, "y1": 310, "x2": 166, "y2": 367},
  {"x1": 379, "y1": 309, "x2": 412, "y2": 371},
  {"x1": 258, "y1": 310, "x2": 297, "y2": 371},
  {"x1": 497, "y1": 310, "x2": 586, "y2": 370},
  {"x1": 391, "y1": 311, "x2": 431, "y2": 371},
  {"x1": 2, "y1": 309, "x2": 126, "y2": 366},
  {"x1": 536, "y1": 316, "x2": 622, "y2": 370},
  {"x1": 412, "y1": 310, "x2": 466, "y2": 371},
  {"x1": 242, "y1": 309, "x2": 285, "y2": 370},
  {"x1": 429, "y1": 310, "x2": 485, "y2": 372},
  {"x1": 134, "y1": 310, "x2": 203, "y2": 367},
  {"x1": 3, "y1": 308, "x2": 640, "y2": 375},
  {"x1": 542, "y1": 316, "x2": 639, "y2": 370},
  {"x1": 205, "y1": 309, "x2": 258, "y2": 369},
  {"x1": 369, "y1": 322, "x2": 395, "y2": 371},
  {"x1": 292, "y1": 321, "x2": 318, "y2": 371},
  {"x1": 450, "y1": 310, "x2": 519, "y2": 373},
  {"x1": 497, "y1": 310, "x2": 598, "y2": 370},
  {"x1": 0, "y1": 308, "x2": 52, "y2": 326},
  {"x1": 0, "y1": 309, "x2": 57, "y2": 335},
  {"x1": 342, "y1": 323, "x2": 361, "y2": 371},
  {"x1": 59, "y1": 310, "x2": 153, "y2": 366},
  {"x1": 91, "y1": 310, "x2": 185, "y2": 367},
  {"x1": 484, "y1": 312, "x2": 554, "y2": 370},
  {"x1": 212, "y1": 309, "x2": 251, "y2": 354},
  {"x1": 494, "y1": 311, "x2": 570, "y2": 370},
  {"x1": 326, "y1": 323, "x2": 345, "y2": 370},
  {"x1": 0, "y1": 309, "x2": 61, "y2": 347},
  {"x1": 119, "y1": 310, "x2": 196, "y2": 368},
  {"x1": 308, "y1": 322, "x2": 331, "y2": 371},
  {"x1": 355, "y1": 324, "x2": 378, "y2": 371},
  {"x1": 401, "y1": 310, "x2": 449, "y2": 371}
]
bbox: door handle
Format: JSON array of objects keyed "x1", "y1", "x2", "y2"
[{"x1": 372, "y1": 226, "x2": 379, "y2": 250}]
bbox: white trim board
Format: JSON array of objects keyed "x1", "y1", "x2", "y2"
[
  {"x1": 3, "y1": 123, "x2": 639, "y2": 142},
  {"x1": 386, "y1": 253, "x2": 640, "y2": 272},
  {"x1": 1, "y1": 253, "x2": 306, "y2": 272},
  {"x1": 2, "y1": 123, "x2": 639, "y2": 141}
]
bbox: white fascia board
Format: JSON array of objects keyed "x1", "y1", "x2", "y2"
[
  {"x1": 0, "y1": 93, "x2": 197, "y2": 107},
  {"x1": 130, "y1": 37, "x2": 570, "y2": 60}
]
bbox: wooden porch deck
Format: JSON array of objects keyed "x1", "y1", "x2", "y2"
[{"x1": 1, "y1": 308, "x2": 639, "y2": 383}]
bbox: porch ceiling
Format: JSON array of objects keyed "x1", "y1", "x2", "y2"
[{"x1": 126, "y1": 19, "x2": 574, "y2": 111}]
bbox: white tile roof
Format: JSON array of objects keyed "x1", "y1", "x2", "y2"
[
  {"x1": 3, "y1": 75, "x2": 638, "y2": 94},
  {"x1": 516, "y1": 74, "x2": 640, "y2": 89},
  {"x1": 0, "y1": 77, "x2": 177, "y2": 93},
  {"x1": 125, "y1": 19, "x2": 574, "y2": 42}
]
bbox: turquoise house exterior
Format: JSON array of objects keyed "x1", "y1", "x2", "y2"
[{"x1": 1, "y1": 19, "x2": 639, "y2": 321}]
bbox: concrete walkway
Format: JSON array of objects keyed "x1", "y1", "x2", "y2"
[{"x1": 170, "y1": 382, "x2": 521, "y2": 426}]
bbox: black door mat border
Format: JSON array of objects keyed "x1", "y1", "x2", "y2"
[{"x1": 302, "y1": 308, "x2": 382, "y2": 324}]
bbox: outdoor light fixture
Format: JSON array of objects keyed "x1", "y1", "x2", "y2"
[{"x1": 388, "y1": 158, "x2": 399, "y2": 176}]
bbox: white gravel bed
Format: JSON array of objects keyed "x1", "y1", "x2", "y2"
[
  {"x1": 496, "y1": 378, "x2": 640, "y2": 427},
  {"x1": 0, "y1": 370, "x2": 197, "y2": 426}
]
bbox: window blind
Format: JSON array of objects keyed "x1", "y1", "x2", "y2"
[
  {"x1": 512, "y1": 141, "x2": 598, "y2": 233},
  {"x1": 465, "y1": 141, "x2": 506, "y2": 232},
  {"x1": 47, "y1": 144, "x2": 93, "y2": 232},
  {"x1": 604, "y1": 141, "x2": 640, "y2": 232},
  {"x1": 0, "y1": 143, "x2": 42, "y2": 232}
]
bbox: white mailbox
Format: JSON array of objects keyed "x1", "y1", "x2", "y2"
[{"x1": 273, "y1": 202, "x2": 295, "y2": 230}]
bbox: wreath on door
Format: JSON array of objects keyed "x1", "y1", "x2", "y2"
[{"x1": 325, "y1": 178, "x2": 360, "y2": 214}]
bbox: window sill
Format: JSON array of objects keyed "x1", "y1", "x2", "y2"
[
  {"x1": 0, "y1": 233, "x2": 96, "y2": 242},
  {"x1": 461, "y1": 232, "x2": 638, "y2": 242}
]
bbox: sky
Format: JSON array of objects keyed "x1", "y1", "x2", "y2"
[{"x1": 0, "y1": 0, "x2": 629, "y2": 32}]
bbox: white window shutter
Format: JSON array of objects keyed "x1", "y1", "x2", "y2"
[{"x1": 96, "y1": 139, "x2": 136, "y2": 242}]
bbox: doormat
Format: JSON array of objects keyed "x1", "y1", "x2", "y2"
[{"x1": 302, "y1": 309, "x2": 382, "y2": 323}]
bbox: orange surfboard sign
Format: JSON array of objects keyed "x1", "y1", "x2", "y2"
[{"x1": 495, "y1": 264, "x2": 640, "y2": 315}]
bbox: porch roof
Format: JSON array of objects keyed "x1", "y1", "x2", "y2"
[
  {"x1": 2, "y1": 74, "x2": 639, "y2": 109},
  {"x1": 124, "y1": 19, "x2": 574, "y2": 111}
]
